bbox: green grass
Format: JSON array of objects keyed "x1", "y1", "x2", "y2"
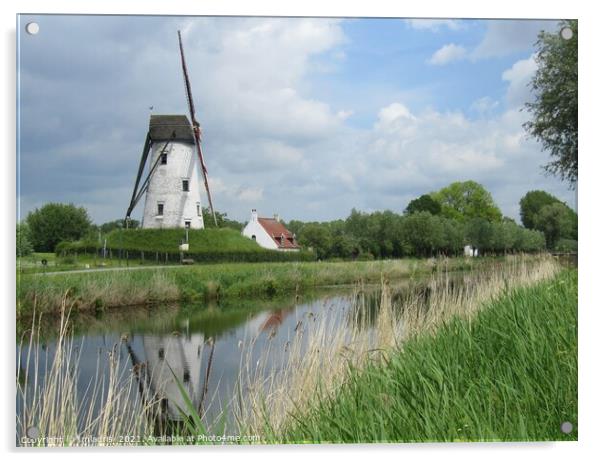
[
  {"x1": 16, "y1": 259, "x2": 414, "y2": 316},
  {"x1": 278, "y1": 269, "x2": 577, "y2": 443},
  {"x1": 16, "y1": 255, "x2": 545, "y2": 318},
  {"x1": 18, "y1": 256, "x2": 493, "y2": 317},
  {"x1": 17, "y1": 251, "x2": 161, "y2": 275}
]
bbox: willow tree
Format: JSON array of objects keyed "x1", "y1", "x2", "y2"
[
  {"x1": 524, "y1": 20, "x2": 578, "y2": 187},
  {"x1": 431, "y1": 180, "x2": 502, "y2": 223}
]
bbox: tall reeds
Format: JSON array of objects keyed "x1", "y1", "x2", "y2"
[
  {"x1": 233, "y1": 255, "x2": 561, "y2": 436},
  {"x1": 16, "y1": 255, "x2": 562, "y2": 445},
  {"x1": 16, "y1": 296, "x2": 157, "y2": 446}
]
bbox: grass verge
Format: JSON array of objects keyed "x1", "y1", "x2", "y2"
[
  {"x1": 17, "y1": 256, "x2": 502, "y2": 317},
  {"x1": 277, "y1": 268, "x2": 577, "y2": 443}
]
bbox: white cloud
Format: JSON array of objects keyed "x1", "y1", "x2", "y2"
[
  {"x1": 182, "y1": 18, "x2": 347, "y2": 143},
  {"x1": 208, "y1": 177, "x2": 263, "y2": 203},
  {"x1": 502, "y1": 54, "x2": 537, "y2": 107},
  {"x1": 323, "y1": 100, "x2": 574, "y2": 219},
  {"x1": 472, "y1": 20, "x2": 557, "y2": 59},
  {"x1": 377, "y1": 102, "x2": 416, "y2": 124},
  {"x1": 368, "y1": 103, "x2": 505, "y2": 177},
  {"x1": 406, "y1": 19, "x2": 463, "y2": 31},
  {"x1": 428, "y1": 43, "x2": 467, "y2": 65},
  {"x1": 423, "y1": 20, "x2": 557, "y2": 69},
  {"x1": 19, "y1": 16, "x2": 349, "y2": 223},
  {"x1": 336, "y1": 109, "x2": 354, "y2": 120},
  {"x1": 470, "y1": 96, "x2": 499, "y2": 115},
  {"x1": 19, "y1": 16, "x2": 574, "y2": 225},
  {"x1": 236, "y1": 186, "x2": 264, "y2": 202}
]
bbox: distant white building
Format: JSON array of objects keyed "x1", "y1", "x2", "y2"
[
  {"x1": 242, "y1": 209, "x2": 301, "y2": 251},
  {"x1": 464, "y1": 245, "x2": 479, "y2": 257}
]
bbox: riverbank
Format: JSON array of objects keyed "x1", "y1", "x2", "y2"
[
  {"x1": 275, "y1": 268, "x2": 577, "y2": 443},
  {"x1": 17, "y1": 256, "x2": 522, "y2": 317},
  {"x1": 16, "y1": 256, "x2": 568, "y2": 446}
]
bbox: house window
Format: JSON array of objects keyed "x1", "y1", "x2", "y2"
[
  {"x1": 182, "y1": 179, "x2": 189, "y2": 192},
  {"x1": 185, "y1": 221, "x2": 191, "y2": 229},
  {"x1": 160, "y1": 153, "x2": 167, "y2": 164},
  {"x1": 157, "y1": 203, "x2": 164, "y2": 216},
  {"x1": 196, "y1": 203, "x2": 201, "y2": 216}
]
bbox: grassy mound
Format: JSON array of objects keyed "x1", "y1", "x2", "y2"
[
  {"x1": 55, "y1": 228, "x2": 314, "y2": 263},
  {"x1": 104, "y1": 228, "x2": 261, "y2": 253}
]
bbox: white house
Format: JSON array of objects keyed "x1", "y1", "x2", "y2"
[
  {"x1": 464, "y1": 245, "x2": 479, "y2": 257},
  {"x1": 141, "y1": 115, "x2": 205, "y2": 229},
  {"x1": 242, "y1": 209, "x2": 300, "y2": 251}
]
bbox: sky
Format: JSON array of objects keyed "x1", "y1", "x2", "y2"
[{"x1": 17, "y1": 15, "x2": 577, "y2": 225}]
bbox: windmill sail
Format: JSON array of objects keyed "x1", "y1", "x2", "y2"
[{"x1": 178, "y1": 30, "x2": 218, "y2": 227}]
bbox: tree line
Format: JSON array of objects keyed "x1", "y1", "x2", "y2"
[
  {"x1": 287, "y1": 211, "x2": 546, "y2": 260},
  {"x1": 287, "y1": 182, "x2": 576, "y2": 260},
  {"x1": 17, "y1": 181, "x2": 576, "y2": 260}
]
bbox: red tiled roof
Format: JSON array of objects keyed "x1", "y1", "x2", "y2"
[{"x1": 257, "y1": 218, "x2": 301, "y2": 249}]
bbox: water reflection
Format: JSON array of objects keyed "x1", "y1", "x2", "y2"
[{"x1": 17, "y1": 274, "x2": 470, "y2": 437}]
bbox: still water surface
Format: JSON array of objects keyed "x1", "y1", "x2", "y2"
[{"x1": 16, "y1": 274, "x2": 462, "y2": 437}]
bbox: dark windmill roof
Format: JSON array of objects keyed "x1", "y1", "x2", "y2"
[{"x1": 148, "y1": 115, "x2": 195, "y2": 143}]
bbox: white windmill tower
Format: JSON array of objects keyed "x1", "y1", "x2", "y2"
[{"x1": 125, "y1": 31, "x2": 218, "y2": 229}]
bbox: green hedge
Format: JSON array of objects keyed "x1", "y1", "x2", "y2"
[{"x1": 55, "y1": 228, "x2": 315, "y2": 263}]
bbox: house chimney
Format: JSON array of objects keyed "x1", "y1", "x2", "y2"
[
  {"x1": 273, "y1": 213, "x2": 280, "y2": 222},
  {"x1": 251, "y1": 209, "x2": 258, "y2": 222}
]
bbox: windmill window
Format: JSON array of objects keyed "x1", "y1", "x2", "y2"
[
  {"x1": 185, "y1": 221, "x2": 191, "y2": 229},
  {"x1": 252, "y1": 235, "x2": 256, "y2": 241},
  {"x1": 196, "y1": 203, "x2": 201, "y2": 216},
  {"x1": 158, "y1": 348, "x2": 165, "y2": 360},
  {"x1": 157, "y1": 203, "x2": 164, "y2": 216},
  {"x1": 182, "y1": 179, "x2": 190, "y2": 192},
  {"x1": 160, "y1": 153, "x2": 167, "y2": 164}
]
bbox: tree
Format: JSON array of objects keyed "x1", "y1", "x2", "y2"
[
  {"x1": 286, "y1": 220, "x2": 306, "y2": 238},
  {"x1": 101, "y1": 219, "x2": 140, "y2": 234},
  {"x1": 401, "y1": 212, "x2": 445, "y2": 257},
  {"x1": 297, "y1": 223, "x2": 333, "y2": 260},
  {"x1": 431, "y1": 180, "x2": 502, "y2": 222},
  {"x1": 520, "y1": 229, "x2": 547, "y2": 252},
  {"x1": 524, "y1": 20, "x2": 578, "y2": 186},
  {"x1": 519, "y1": 190, "x2": 561, "y2": 229},
  {"x1": 440, "y1": 217, "x2": 464, "y2": 256},
  {"x1": 404, "y1": 194, "x2": 441, "y2": 215},
  {"x1": 533, "y1": 202, "x2": 574, "y2": 249},
  {"x1": 491, "y1": 221, "x2": 516, "y2": 255},
  {"x1": 202, "y1": 207, "x2": 243, "y2": 231},
  {"x1": 26, "y1": 203, "x2": 92, "y2": 252},
  {"x1": 465, "y1": 217, "x2": 494, "y2": 254},
  {"x1": 344, "y1": 209, "x2": 381, "y2": 257},
  {"x1": 17, "y1": 223, "x2": 34, "y2": 257}
]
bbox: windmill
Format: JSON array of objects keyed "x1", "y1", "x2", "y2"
[{"x1": 125, "y1": 31, "x2": 218, "y2": 228}]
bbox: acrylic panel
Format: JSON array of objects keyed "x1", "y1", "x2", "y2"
[{"x1": 16, "y1": 14, "x2": 578, "y2": 447}]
